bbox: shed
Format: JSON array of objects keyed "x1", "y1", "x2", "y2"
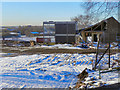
[{"x1": 79, "y1": 17, "x2": 120, "y2": 43}]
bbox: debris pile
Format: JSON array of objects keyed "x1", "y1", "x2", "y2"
[{"x1": 73, "y1": 67, "x2": 119, "y2": 89}]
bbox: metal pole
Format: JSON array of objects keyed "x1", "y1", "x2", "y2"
[
  {"x1": 54, "y1": 23, "x2": 55, "y2": 43},
  {"x1": 49, "y1": 24, "x2": 50, "y2": 43},
  {"x1": 67, "y1": 23, "x2": 68, "y2": 43}
]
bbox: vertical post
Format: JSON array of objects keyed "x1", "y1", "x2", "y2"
[
  {"x1": 92, "y1": 33, "x2": 94, "y2": 42},
  {"x1": 109, "y1": 42, "x2": 110, "y2": 68},
  {"x1": 75, "y1": 22, "x2": 78, "y2": 44},
  {"x1": 82, "y1": 31, "x2": 86, "y2": 43},
  {"x1": 99, "y1": 63, "x2": 101, "y2": 79},
  {"x1": 95, "y1": 35, "x2": 100, "y2": 70},
  {"x1": 67, "y1": 23, "x2": 68, "y2": 43},
  {"x1": 108, "y1": 20, "x2": 110, "y2": 68},
  {"x1": 55, "y1": 23, "x2": 56, "y2": 44},
  {"x1": 84, "y1": 32, "x2": 87, "y2": 43}
]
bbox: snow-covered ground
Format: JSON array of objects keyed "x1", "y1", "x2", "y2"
[
  {"x1": 83, "y1": 69, "x2": 119, "y2": 89},
  {"x1": 39, "y1": 43, "x2": 119, "y2": 50},
  {"x1": 40, "y1": 44, "x2": 84, "y2": 49},
  {"x1": 0, "y1": 53, "x2": 119, "y2": 89}
]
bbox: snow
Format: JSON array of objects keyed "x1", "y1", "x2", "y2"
[
  {"x1": 41, "y1": 44, "x2": 84, "y2": 49},
  {"x1": 85, "y1": 69, "x2": 119, "y2": 89},
  {"x1": 10, "y1": 32, "x2": 19, "y2": 35},
  {"x1": 87, "y1": 36, "x2": 92, "y2": 42},
  {"x1": 5, "y1": 37, "x2": 37, "y2": 41},
  {"x1": 39, "y1": 42, "x2": 119, "y2": 50},
  {"x1": 0, "y1": 53, "x2": 93, "y2": 88},
  {"x1": 0, "y1": 53, "x2": 119, "y2": 89}
]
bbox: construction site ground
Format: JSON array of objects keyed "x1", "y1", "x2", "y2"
[{"x1": 1, "y1": 46, "x2": 120, "y2": 57}]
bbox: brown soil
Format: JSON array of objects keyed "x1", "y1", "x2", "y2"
[{"x1": 1, "y1": 46, "x2": 120, "y2": 57}]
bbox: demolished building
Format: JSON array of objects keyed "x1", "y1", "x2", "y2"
[{"x1": 79, "y1": 17, "x2": 120, "y2": 43}]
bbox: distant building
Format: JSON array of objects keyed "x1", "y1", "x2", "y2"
[
  {"x1": 30, "y1": 32, "x2": 40, "y2": 37},
  {"x1": 36, "y1": 37, "x2": 51, "y2": 43}
]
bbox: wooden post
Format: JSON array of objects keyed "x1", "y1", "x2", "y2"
[
  {"x1": 95, "y1": 38, "x2": 100, "y2": 70},
  {"x1": 99, "y1": 63, "x2": 101, "y2": 79},
  {"x1": 93, "y1": 46, "x2": 110, "y2": 70},
  {"x1": 92, "y1": 33, "x2": 94, "y2": 42},
  {"x1": 108, "y1": 21, "x2": 110, "y2": 68},
  {"x1": 109, "y1": 42, "x2": 110, "y2": 68},
  {"x1": 82, "y1": 31, "x2": 86, "y2": 42}
]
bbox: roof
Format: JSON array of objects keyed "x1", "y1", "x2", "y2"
[
  {"x1": 43, "y1": 21, "x2": 77, "y2": 24},
  {"x1": 30, "y1": 32, "x2": 39, "y2": 34},
  {"x1": 79, "y1": 17, "x2": 119, "y2": 32}
]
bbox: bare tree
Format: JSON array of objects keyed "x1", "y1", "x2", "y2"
[
  {"x1": 71, "y1": 1, "x2": 119, "y2": 29},
  {"x1": 71, "y1": 14, "x2": 99, "y2": 29},
  {"x1": 83, "y1": 0, "x2": 120, "y2": 20}
]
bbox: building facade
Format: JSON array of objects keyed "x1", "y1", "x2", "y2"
[
  {"x1": 55, "y1": 22, "x2": 77, "y2": 44},
  {"x1": 43, "y1": 21, "x2": 77, "y2": 44}
]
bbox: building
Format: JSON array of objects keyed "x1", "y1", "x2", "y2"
[
  {"x1": 79, "y1": 17, "x2": 120, "y2": 43},
  {"x1": 43, "y1": 21, "x2": 77, "y2": 44},
  {"x1": 55, "y1": 22, "x2": 77, "y2": 44}
]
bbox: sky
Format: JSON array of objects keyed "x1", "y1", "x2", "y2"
[
  {"x1": 2, "y1": 2, "x2": 85, "y2": 26},
  {"x1": 1, "y1": 1, "x2": 119, "y2": 26}
]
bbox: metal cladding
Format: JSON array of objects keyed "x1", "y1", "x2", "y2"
[
  {"x1": 43, "y1": 21, "x2": 77, "y2": 44},
  {"x1": 55, "y1": 22, "x2": 77, "y2": 44}
]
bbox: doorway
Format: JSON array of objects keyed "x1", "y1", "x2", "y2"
[{"x1": 94, "y1": 34, "x2": 97, "y2": 42}]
